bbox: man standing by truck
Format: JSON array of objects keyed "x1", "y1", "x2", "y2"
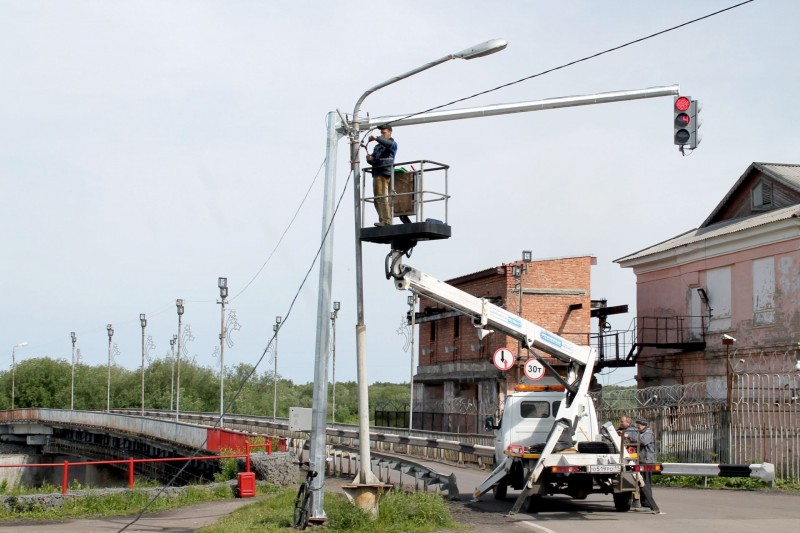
[{"x1": 635, "y1": 418, "x2": 661, "y2": 514}]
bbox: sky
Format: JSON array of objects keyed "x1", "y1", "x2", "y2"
[{"x1": 2, "y1": 1, "x2": 798, "y2": 394}]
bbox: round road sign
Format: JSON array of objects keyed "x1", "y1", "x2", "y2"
[
  {"x1": 492, "y1": 348, "x2": 515, "y2": 371},
  {"x1": 524, "y1": 358, "x2": 546, "y2": 380}
]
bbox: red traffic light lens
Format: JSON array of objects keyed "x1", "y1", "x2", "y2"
[{"x1": 675, "y1": 96, "x2": 691, "y2": 112}]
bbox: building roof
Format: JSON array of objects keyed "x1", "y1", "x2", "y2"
[
  {"x1": 615, "y1": 204, "x2": 800, "y2": 264},
  {"x1": 701, "y1": 162, "x2": 800, "y2": 227}
]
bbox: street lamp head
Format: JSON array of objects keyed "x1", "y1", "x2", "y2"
[
  {"x1": 218, "y1": 277, "x2": 228, "y2": 299},
  {"x1": 453, "y1": 38, "x2": 508, "y2": 60},
  {"x1": 107, "y1": 324, "x2": 114, "y2": 338},
  {"x1": 522, "y1": 250, "x2": 532, "y2": 263},
  {"x1": 169, "y1": 337, "x2": 175, "y2": 347},
  {"x1": 140, "y1": 313, "x2": 147, "y2": 328},
  {"x1": 14, "y1": 341, "x2": 28, "y2": 349},
  {"x1": 176, "y1": 299, "x2": 185, "y2": 316},
  {"x1": 512, "y1": 265, "x2": 521, "y2": 278},
  {"x1": 407, "y1": 295, "x2": 415, "y2": 306},
  {"x1": 273, "y1": 323, "x2": 279, "y2": 333},
  {"x1": 275, "y1": 316, "x2": 282, "y2": 325},
  {"x1": 70, "y1": 332, "x2": 76, "y2": 343},
  {"x1": 333, "y1": 301, "x2": 341, "y2": 312}
]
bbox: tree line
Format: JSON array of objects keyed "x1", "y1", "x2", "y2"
[{"x1": 0, "y1": 357, "x2": 410, "y2": 425}]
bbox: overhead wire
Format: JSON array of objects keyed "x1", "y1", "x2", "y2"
[
  {"x1": 381, "y1": 0, "x2": 756, "y2": 129},
  {"x1": 120, "y1": 167, "x2": 354, "y2": 532}
]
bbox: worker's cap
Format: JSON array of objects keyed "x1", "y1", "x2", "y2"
[{"x1": 635, "y1": 417, "x2": 649, "y2": 426}]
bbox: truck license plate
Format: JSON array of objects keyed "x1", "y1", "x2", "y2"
[{"x1": 588, "y1": 465, "x2": 620, "y2": 473}]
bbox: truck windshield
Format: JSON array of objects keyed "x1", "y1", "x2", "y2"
[{"x1": 520, "y1": 401, "x2": 550, "y2": 418}]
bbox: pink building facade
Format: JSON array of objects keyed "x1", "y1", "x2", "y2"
[{"x1": 616, "y1": 163, "x2": 800, "y2": 390}]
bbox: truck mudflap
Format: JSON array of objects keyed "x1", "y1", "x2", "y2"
[{"x1": 473, "y1": 456, "x2": 515, "y2": 499}]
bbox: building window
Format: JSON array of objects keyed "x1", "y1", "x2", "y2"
[
  {"x1": 707, "y1": 266, "x2": 732, "y2": 331},
  {"x1": 752, "y1": 181, "x2": 773, "y2": 211},
  {"x1": 453, "y1": 316, "x2": 460, "y2": 338},
  {"x1": 753, "y1": 257, "x2": 775, "y2": 325}
]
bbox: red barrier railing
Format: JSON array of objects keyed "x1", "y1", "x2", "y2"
[{"x1": 0, "y1": 437, "x2": 287, "y2": 495}]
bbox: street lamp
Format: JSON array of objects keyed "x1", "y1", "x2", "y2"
[
  {"x1": 343, "y1": 38, "x2": 508, "y2": 508},
  {"x1": 272, "y1": 315, "x2": 282, "y2": 422},
  {"x1": 70, "y1": 332, "x2": 77, "y2": 410},
  {"x1": 408, "y1": 294, "x2": 417, "y2": 431},
  {"x1": 106, "y1": 324, "x2": 114, "y2": 412},
  {"x1": 175, "y1": 299, "x2": 184, "y2": 421},
  {"x1": 140, "y1": 313, "x2": 147, "y2": 416},
  {"x1": 218, "y1": 277, "x2": 228, "y2": 427},
  {"x1": 169, "y1": 334, "x2": 177, "y2": 411},
  {"x1": 11, "y1": 341, "x2": 27, "y2": 410},
  {"x1": 513, "y1": 250, "x2": 532, "y2": 359},
  {"x1": 330, "y1": 301, "x2": 341, "y2": 423},
  {"x1": 723, "y1": 334, "x2": 736, "y2": 407}
]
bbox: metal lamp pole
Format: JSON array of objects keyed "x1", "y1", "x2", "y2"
[
  {"x1": 106, "y1": 324, "x2": 114, "y2": 412},
  {"x1": 70, "y1": 333, "x2": 77, "y2": 410},
  {"x1": 169, "y1": 335, "x2": 176, "y2": 412},
  {"x1": 344, "y1": 39, "x2": 508, "y2": 501},
  {"x1": 139, "y1": 314, "x2": 147, "y2": 415},
  {"x1": 272, "y1": 316, "x2": 282, "y2": 421},
  {"x1": 408, "y1": 294, "x2": 417, "y2": 431},
  {"x1": 217, "y1": 277, "x2": 228, "y2": 427},
  {"x1": 330, "y1": 301, "x2": 340, "y2": 423},
  {"x1": 513, "y1": 251, "x2": 532, "y2": 359},
  {"x1": 11, "y1": 342, "x2": 27, "y2": 410},
  {"x1": 175, "y1": 299, "x2": 184, "y2": 421}
]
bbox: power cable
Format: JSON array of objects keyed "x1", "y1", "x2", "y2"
[
  {"x1": 382, "y1": 0, "x2": 756, "y2": 129},
  {"x1": 119, "y1": 169, "x2": 353, "y2": 531}
]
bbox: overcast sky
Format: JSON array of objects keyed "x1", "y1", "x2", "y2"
[{"x1": 2, "y1": 1, "x2": 797, "y2": 394}]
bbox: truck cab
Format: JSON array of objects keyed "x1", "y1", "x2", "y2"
[{"x1": 493, "y1": 383, "x2": 599, "y2": 465}]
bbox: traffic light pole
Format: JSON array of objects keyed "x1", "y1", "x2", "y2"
[{"x1": 313, "y1": 82, "x2": 681, "y2": 519}]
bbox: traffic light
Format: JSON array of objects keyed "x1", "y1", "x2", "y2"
[
  {"x1": 689, "y1": 100, "x2": 701, "y2": 150},
  {"x1": 674, "y1": 95, "x2": 692, "y2": 146}
]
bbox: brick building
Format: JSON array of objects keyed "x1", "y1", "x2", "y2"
[{"x1": 411, "y1": 255, "x2": 595, "y2": 431}]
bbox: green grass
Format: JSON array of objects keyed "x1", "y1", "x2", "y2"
[
  {"x1": 0, "y1": 483, "x2": 238, "y2": 521},
  {"x1": 198, "y1": 487, "x2": 460, "y2": 533},
  {"x1": 654, "y1": 475, "x2": 800, "y2": 492}
]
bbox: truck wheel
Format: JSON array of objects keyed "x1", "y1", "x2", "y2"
[
  {"x1": 613, "y1": 492, "x2": 633, "y2": 512},
  {"x1": 492, "y1": 482, "x2": 508, "y2": 500},
  {"x1": 526, "y1": 495, "x2": 543, "y2": 513},
  {"x1": 576, "y1": 441, "x2": 613, "y2": 453}
]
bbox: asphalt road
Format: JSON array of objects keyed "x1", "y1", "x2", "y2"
[{"x1": 415, "y1": 458, "x2": 800, "y2": 533}]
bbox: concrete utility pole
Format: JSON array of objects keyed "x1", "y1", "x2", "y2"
[{"x1": 316, "y1": 69, "x2": 679, "y2": 518}]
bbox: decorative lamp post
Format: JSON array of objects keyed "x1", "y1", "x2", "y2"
[
  {"x1": 175, "y1": 299, "x2": 184, "y2": 421},
  {"x1": 11, "y1": 341, "x2": 28, "y2": 410},
  {"x1": 330, "y1": 301, "x2": 341, "y2": 423},
  {"x1": 106, "y1": 324, "x2": 114, "y2": 412},
  {"x1": 217, "y1": 277, "x2": 228, "y2": 427},
  {"x1": 169, "y1": 334, "x2": 177, "y2": 412},
  {"x1": 273, "y1": 315, "x2": 282, "y2": 421},
  {"x1": 408, "y1": 294, "x2": 417, "y2": 431},
  {"x1": 139, "y1": 314, "x2": 147, "y2": 416},
  {"x1": 70, "y1": 332, "x2": 77, "y2": 410}
]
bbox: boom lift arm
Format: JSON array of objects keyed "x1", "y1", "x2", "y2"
[{"x1": 388, "y1": 250, "x2": 598, "y2": 512}]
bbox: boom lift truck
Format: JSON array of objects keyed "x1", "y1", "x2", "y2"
[{"x1": 384, "y1": 249, "x2": 646, "y2": 513}]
